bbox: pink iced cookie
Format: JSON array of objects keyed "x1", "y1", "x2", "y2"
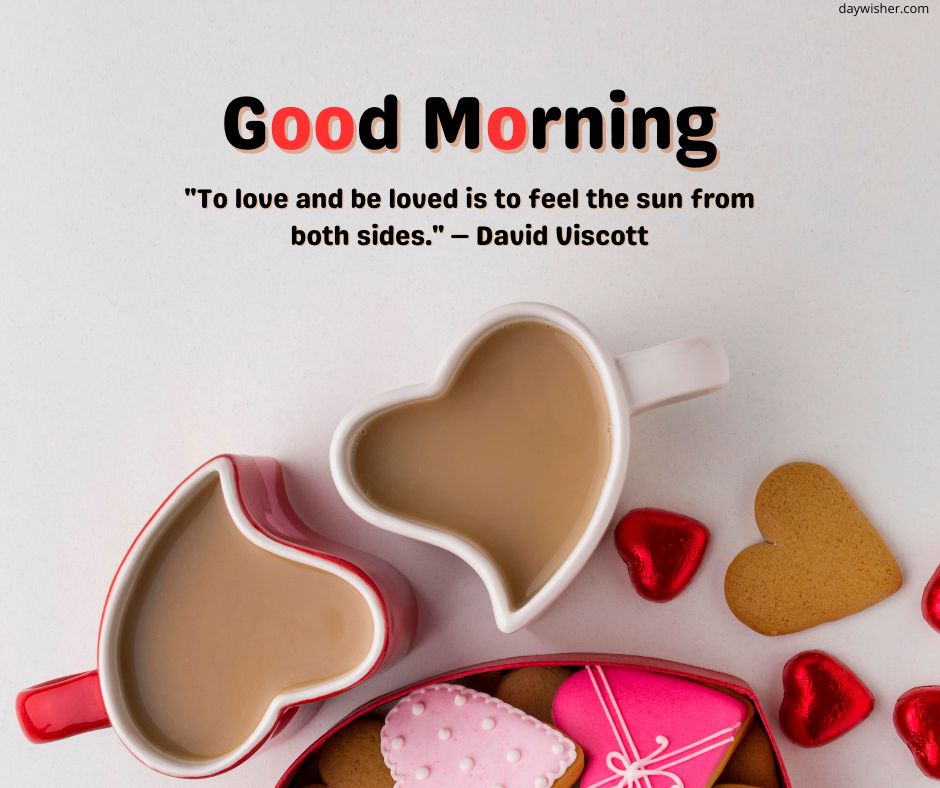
[
  {"x1": 381, "y1": 683, "x2": 577, "y2": 787},
  {"x1": 552, "y1": 666, "x2": 749, "y2": 788}
]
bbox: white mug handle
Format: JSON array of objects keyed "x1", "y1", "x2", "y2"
[{"x1": 616, "y1": 336, "x2": 729, "y2": 415}]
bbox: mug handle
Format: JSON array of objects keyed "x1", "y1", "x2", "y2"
[
  {"x1": 16, "y1": 670, "x2": 111, "y2": 743},
  {"x1": 616, "y1": 336, "x2": 729, "y2": 415}
]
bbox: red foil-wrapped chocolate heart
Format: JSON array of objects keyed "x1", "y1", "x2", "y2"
[
  {"x1": 895, "y1": 686, "x2": 940, "y2": 779},
  {"x1": 779, "y1": 650, "x2": 874, "y2": 747},
  {"x1": 922, "y1": 566, "x2": 940, "y2": 632},
  {"x1": 614, "y1": 508, "x2": 710, "y2": 602}
]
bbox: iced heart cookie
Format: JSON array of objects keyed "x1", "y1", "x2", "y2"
[
  {"x1": 552, "y1": 665, "x2": 752, "y2": 788},
  {"x1": 381, "y1": 683, "x2": 580, "y2": 787},
  {"x1": 724, "y1": 462, "x2": 902, "y2": 636}
]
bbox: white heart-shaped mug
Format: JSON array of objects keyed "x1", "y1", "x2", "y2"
[{"x1": 331, "y1": 303, "x2": 729, "y2": 633}]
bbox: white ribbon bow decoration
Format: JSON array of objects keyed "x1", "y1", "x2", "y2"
[{"x1": 603, "y1": 736, "x2": 683, "y2": 787}]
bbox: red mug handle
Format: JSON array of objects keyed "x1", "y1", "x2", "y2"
[{"x1": 16, "y1": 670, "x2": 111, "y2": 743}]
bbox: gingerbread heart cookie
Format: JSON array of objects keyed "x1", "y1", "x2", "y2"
[
  {"x1": 724, "y1": 462, "x2": 902, "y2": 636},
  {"x1": 717, "y1": 716, "x2": 780, "y2": 788},
  {"x1": 495, "y1": 666, "x2": 572, "y2": 724},
  {"x1": 317, "y1": 718, "x2": 393, "y2": 788}
]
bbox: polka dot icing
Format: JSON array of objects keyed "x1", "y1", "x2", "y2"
[
  {"x1": 535, "y1": 778, "x2": 548, "y2": 787},
  {"x1": 380, "y1": 683, "x2": 576, "y2": 786},
  {"x1": 391, "y1": 736, "x2": 405, "y2": 750}
]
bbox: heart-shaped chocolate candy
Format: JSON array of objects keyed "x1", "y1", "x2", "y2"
[
  {"x1": 615, "y1": 507, "x2": 710, "y2": 602},
  {"x1": 895, "y1": 686, "x2": 940, "y2": 779},
  {"x1": 779, "y1": 650, "x2": 873, "y2": 747},
  {"x1": 922, "y1": 565, "x2": 940, "y2": 632}
]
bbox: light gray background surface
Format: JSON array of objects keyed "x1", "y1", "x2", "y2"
[{"x1": 2, "y1": 2, "x2": 938, "y2": 785}]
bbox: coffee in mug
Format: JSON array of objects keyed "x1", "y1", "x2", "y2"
[
  {"x1": 352, "y1": 320, "x2": 611, "y2": 607},
  {"x1": 116, "y1": 475, "x2": 377, "y2": 759}
]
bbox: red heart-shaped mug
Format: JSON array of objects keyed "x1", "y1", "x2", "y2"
[{"x1": 16, "y1": 454, "x2": 417, "y2": 778}]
